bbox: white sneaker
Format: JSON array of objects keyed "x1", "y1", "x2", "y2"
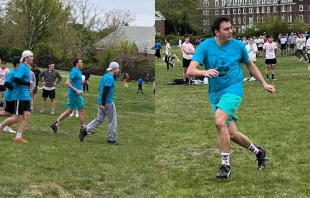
[
  {"x1": 69, "y1": 111, "x2": 74, "y2": 117},
  {"x1": 3, "y1": 126, "x2": 16, "y2": 133},
  {"x1": 249, "y1": 77, "x2": 256, "y2": 81},
  {"x1": 244, "y1": 78, "x2": 250, "y2": 81},
  {"x1": 300, "y1": 57, "x2": 303, "y2": 62},
  {"x1": 75, "y1": 111, "x2": 79, "y2": 118}
]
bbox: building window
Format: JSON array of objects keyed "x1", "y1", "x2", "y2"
[
  {"x1": 238, "y1": 17, "x2": 241, "y2": 24},
  {"x1": 273, "y1": 6, "x2": 277, "y2": 12},
  {"x1": 243, "y1": 8, "x2": 246, "y2": 14},
  {"x1": 239, "y1": 27, "x2": 242, "y2": 33},
  {"x1": 281, "y1": 0, "x2": 286, "y2": 2},
  {"x1": 206, "y1": 10, "x2": 209, "y2": 15},
  {"x1": 215, "y1": 10, "x2": 219, "y2": 15},
  {"x1": 262, "y1": 0, "x2": 265, "y2": 3},
  {"x1": 274, "y1": 0, "x2": 277, "y2": 3},
  {"x1": 249, "y1": 8, "x2": 253, "y2": 13},
  {"x1": 238, "y1": 8, "x2": 241, "y2": 14},
  {"x1": 243, "y1": 0, "x2": 247, "y2": 4},
  {"x1": 257, "y1": 16, "x2": 260, "y2": 23},
  {"x1": 256, "y1": 7, "x2": 259, "y2": 13},
  {"x1": 222, "y1": 9, "x2": 225, "y2": 15},
  {"x1": 227, "y1": 9, "x2": 230, "y2": 14},
  {"x1": 233, "y1": 17, "x2": 236, "y2": 24},
  {"x1": 299, "y1": 5, "x2": 303, "y2": 11},
  {"x1": 289, "y1": 6, "x2": 292, "y2": 12},
  {"x1": 203, "y1": 19, "x2": 206, "y2": 26},
  {"x1": 233, "y1": 0, "x2": 237, "y2": 5},
  {"x1": 233, "y1": 9, "x2": 236, "y2": 14},
  {"x1": 222, "y1": 0, "x2": 226, "y2": 6},
  {"x1": 227, "y1": 0, "x2": 231, "y2": 6},
  {"x1": 203, "y1": 0, "x2": 209, "y2": 7},
  {"x1": 249, "y1": 17, "x2": 253, "y2": 25},
  {"x1": 243, "y1": 17, "x2": 246, "y2": 24},
  {"x1": 262, "y1": 7, "x2": 265, "y2": 13},
  {"x1": 299, "y1": 15, "x2": 303, "y2": 22},
  {"x1": 267, "y1": 0, "x2": 271, "y2": 3},
  {"x1": 238, "y1": 0, "x2": 242, "y2": 5},
  {"x1": 249, "y1": 0, "x2": 253, "y2": 4},
  {"x1": 267, "y1": 7, "x2": 270, "y2": 13},
  {"x1": 289, "y1": 15, "x2": 292, "y2": 23},
  {"x1": 282, "y1": 15, "x2": 285, "y2": 21},
  {"x1": 215, "y1": 0, "x2": 219, "y2": 6},
  {"x1": 257, "y1": 0, "x2": 260, "y2": 4},
  {"x1": 233, "y1": 27, "x2": 237, "y2": 32},
  {"x1": 206, "y1": 19, "x2": 210, "y2": 25},
  {"x1": 281, "y1": 5, "x2": 286, "y2": 12}
]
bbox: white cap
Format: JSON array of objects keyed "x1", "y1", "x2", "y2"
[
  {"x1": 20, "y1": 50, "x2": 33, "y2": 62},
  {"x1": 106, "y1": 62, "x2": 119, "y2": 71}
]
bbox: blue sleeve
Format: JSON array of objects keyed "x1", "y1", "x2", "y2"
[
  {"x1": 14, "y1": 66, "x2": 25, "y2": 79},
  {"x1": 192, "y1": 42, "x2": 206, "y2": 65},
  {"x1": 69, "y1": 70, "x2": 76, "y2": 80},
  {"x1": 241, "y1": 45, "x2": 250, "y2": 64},
  {"x1": 104, "y1": 77, "x2": 114, "y2": 87},
  {"x1": 5, "y1": 72, "x2": 13, "y2": 83}
]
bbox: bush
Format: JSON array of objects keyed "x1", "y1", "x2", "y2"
[
  {"x1": 33, "y1": 42, "x2": 62, "y2": 69},
  {"x1": 0, "y1": 46, "x2": 24, "y2": 62}
]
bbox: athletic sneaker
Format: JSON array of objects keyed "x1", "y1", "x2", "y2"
[
  {"x1": 266, "y1": 78, "x2": 270, "y2": 81},
  {"x1": 50, "y1": 123, "x2": 58, "y2": 134},
  {"x1": 272, "y1": 78, "x2": 277, "y2": 81},
  {"x1": 249, "y1": 77, "x2": 256, "y2": 81},
  {"x1": 75, "y1": 111, "x2": 79, "y2": 118},
  {"x1": 107, "y1": 140, "x2": 119, "y2": 145},
  {"x1": 39, "y1": 109, "x2": 44, "y2": 113},
  {"x1": 216, "y1": 164, "x2": 231, "y2": 179},
  {"x1": 79, "y1": 127, "x2": 87, "y2": 142},
  {"x1": 244, "y1": 78, "x2": 250, "y2": 81},
  {"x1": 300, "y1": 57, "x2": 303, "y2": 62},
  {"x1": 256, "y1": 147, "x2": 267, "y2": 170},
  {"x1": 14, "y1": 137, "x2": 28, "y2": 143},
  {"x1": 3, "y1": 126, "x2": 16, "y2": 133},
  {"x1": 50, "y1": 111, "x2": 54, "y2": 115}
]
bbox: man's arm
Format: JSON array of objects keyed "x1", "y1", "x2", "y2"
[
  {"x1": 65, "y1": 78, "x2": 81, "y2": 94},
  {"x1": 181, "y1": 45, "x2": 192, "y2": 54},
  {"x1": 56, "y1": 72, "x2": 62, "y2": 84},
  {"x1": 186, "y1": 61, "x2": 218, "y2": 78},
  {"x1": 101, "y1": 86, "x2": 111, "y2": 106},
  {"x1": 13, "y1": 77, "x2": 30, "y2": 86},
  {"x1": 39, "y1": 71, "x2": 44, "y2": 83},
  {"x1": 263, "y1": 49, "x2": 266, "y2": 59}
]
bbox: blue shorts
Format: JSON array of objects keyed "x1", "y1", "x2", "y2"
[
  {"x1": 211, "y1": 94, "x2": 242, "y2": 126},
  {"x1": 65, "y1": 95, "x2": 84, "y2": 110}
]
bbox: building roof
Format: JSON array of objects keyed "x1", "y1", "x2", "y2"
[
  {"x1": 94, "y1": 26, "x2": 155, "y2": 54},
  {"x1": 155, "y1": 11, "x2": 165, "y2": 21}
]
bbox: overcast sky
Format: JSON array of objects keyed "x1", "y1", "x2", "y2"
[{"x1": 91, "y1": 0, "x2": 155, "y2": 26}]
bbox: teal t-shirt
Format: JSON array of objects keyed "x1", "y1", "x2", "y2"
[
  {"x1": 12, "y1": 63, "x2": 30, "y2": 101},
  {"x1": 192, "y1": 37, "x2": 249, "y2": 103},
  {"x1": 98, "y1": 73, "x2": 115, "y2": 105},
  {"x1": 68, "y1": 67, "x2": 82, "y2": 97}
]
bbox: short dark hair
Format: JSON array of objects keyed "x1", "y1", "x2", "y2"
[
  {"x1": 12, "y1": 56, "x2": 20, "y2": 67},
  {"x1": 165, "y1": 38, "x2": 169, "y2": 42},
  {"x1": 211, "y1": 17, "x2": 231, "y2": 35},
  {"x1": 31, "y1": 63, "x2": 36, "y2": 67},
  {"x1": 1, "y1": 60, "x2": 6, "y2": 64},
  {"x1": 73, "y1": 58, "x2": 81, "y2": 66}
]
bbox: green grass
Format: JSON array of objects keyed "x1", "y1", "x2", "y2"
[
  {"x1": 0, "y1": 70, "x2": 155, "y2": 197},
  {"x1": 155, "y1": 46, "x2": 310, "y2": 197}
]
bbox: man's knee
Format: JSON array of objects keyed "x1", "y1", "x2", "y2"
[{"x1": 215, "y1": 117, "x2": 226, "y2": 129}]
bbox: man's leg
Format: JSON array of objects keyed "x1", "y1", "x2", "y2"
[
  {"x1": 50, "y1": 109, "x2": 73, "y2": 134},
  {"x1": 41, "y1": 98, "x2": 47, "y2": 113},
  {"x1": 106, "y1": 103, "x2": 117, "y2": 143},
  {"x1": 78, "y1": 108, "x2": 84, "y2": 127},
  {"x1": 86, "y1": 84, "x2": 88, "y2": 92},
  {"x1": 266, "y1": 64, "x2": 270, "y2": 80},
  {"x1": 0, "y1": 115, "x2": 22, "y2": 133},
  {"x1": 15, "y1": 111, "x2": 30, "y2": 139},
  {"x1": 271, "y1": 64, "x2": 276, "y2": 80},
  {"x1": 51, "y1": 98, "x2": 55, "y2": 114},
  {"x1": 183, "y1": 68, "x2": 187, "y2": 83}
]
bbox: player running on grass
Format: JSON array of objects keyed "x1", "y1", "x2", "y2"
[{"x1": 187, "y1": 17, "x2": 275, "y2": 179}]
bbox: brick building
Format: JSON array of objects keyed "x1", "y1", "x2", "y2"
[
  {"x1": 155, "y1": 11, "x2": 166, "y2": 36},
  {"x1": 197, "y1": 0, "x2": 310, "y2": 33}
]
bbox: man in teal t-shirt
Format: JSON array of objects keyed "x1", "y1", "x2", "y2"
[
  {"x1": 187, "y1": 17, "x2": 275, "y2": 179},
  {"x1": 79, "y1": 62, "x2": 120, "y2": 145},
  {"x1": 50, "y1": 58, "x2": 85, "y2": 135}
]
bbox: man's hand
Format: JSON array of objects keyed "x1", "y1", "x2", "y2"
[
  {"x1": 99, "y1": 105, "x2": 105, "y2": 110},
  {"x1": 52, "y1": 82, "x2": 56, "y2": 86},
  {"x1": 76, "y1": 90, "x2": 82, "y2": 95},
  {"x1": 42, "y1": 82, "x2": 46, "y2": 85},
  {"x1": 29, "y1": 81, "x2": 33, "y2": 86},
  {"x1": 264, "y1": 84, "x2": 275, "y2": 93},
  {"x1": 202, "y1": 69, "x2": 219, "y2": 78}
]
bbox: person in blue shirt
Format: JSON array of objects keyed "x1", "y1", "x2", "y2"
[
  {"x1": 137, "y1": 78, "x2": 144, "y2": 94},
  {"x1": 155, "y1": 40, "x2": 162, "y2": 59},
  {"x1": 79, "y1": 62, "x2": 120, "y2": 145},
  {"x1": 50, "y1": 58, "x2": 85, "y2": 135},
  {"x1": 186, "y1": 17, "x2": 275, "y2": 179},
  {"x1": 0, "y1": 51, "x2": 34, "y2": 143},
  {"x1": 0, "y1": 56, "x2": 21, "y2": 134}
]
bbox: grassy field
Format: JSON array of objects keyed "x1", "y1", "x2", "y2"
[
  {"x1": 0, "y1": 68, "x2": 155, "y2": 197},
  {"x1": 155, "y1": 45, "x2": 310, "y2": 197}
]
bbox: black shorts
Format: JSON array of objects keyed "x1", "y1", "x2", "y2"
[
  {"x1": 0, "y1": 85, "x2": 5, "y2": 92},
  {"x1": 15, "y1": 100, "x2": 31, "y2": 115},
  {"x1": 5, "y1": 100, "x2": 15, "y2": 114},
  {"x1": 258, "y1": 47, "x2": 263, "y2": 51},
  {"x1": 33, "y1": 86, "x2": 38, "y2": 94},
  {"x1": 42, "y1": 89, "x2": 55, "y2": 99},
  {"x1": 281, "y1": 44, "x2": 287, "y2": 50},
  {"x1": 183, "y1": 58, "x2": 191, "y2": 68},
  {"x1": 265, "y1": 58, "x2": 277, "y2": 65},
  {"x1": 138, "y1": 84, "x2": 142, "y2": 89},
  {"x1": 290, "y1": 44, "x2": 295, "y2": 49}
]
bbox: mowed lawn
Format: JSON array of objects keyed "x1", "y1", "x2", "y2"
[
  {"x1": 155, "y1": 45, "x2": 310, "y2": 197},
  {"x1": 0, "y1": 68, "x2": 155, "y2": 197}
]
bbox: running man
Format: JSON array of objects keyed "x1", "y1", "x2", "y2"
[
  {"x1": 164, "y1": 38, "x2": 174, "y2": 70},
  {"x1": 39, "y1": 64, "x2": 62, "y2": 114},
  {"x1": 0, "y1": 50, "x2": 34, "y2": 142},
  {"x1": 186, "y1": 17, "x2": 275, "y2": 179},
  {"x1": 79, "y1": 62, "x2": 120, "y2": 145},
  {"x1": 137, "y1": 78, "x2": 144, "y2": 94},
  {"x1": 263, "y1": 35, "x2": 278, "y2": 81},
  {"x1": 0, "y1": 60, "x2": 10, "y2": 108},
  {"x1": 50, "y1": 58, "x2": 84, "y2": 134},
  {"x1": 181, "y1": 35, "x2": 195, "y2": 85},
  {"x1": 295, "y1": 33, "x2": 308, "y2": 63}
]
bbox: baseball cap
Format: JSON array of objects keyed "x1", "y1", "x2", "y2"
[
  {"x1": 106, "y1": 62, "x2": 119, "y2": 71},
  {"x1": 20, "y1": 50, "x2": 33, "y2": 62}
]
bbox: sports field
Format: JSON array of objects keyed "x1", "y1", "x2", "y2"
[
  {"x1": 0, "y1": 70, "x2": 155, "y2": 197},
  {"x1": 155, "y1": 46, "x2": 310, "y2": 197}
]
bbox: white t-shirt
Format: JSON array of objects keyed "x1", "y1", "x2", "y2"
[
  {"x1": 0, "y1": 68, "x2": 10, "y2": 85},
  {"x1": 257, "y1": 38, "x2": 264, "y2": 47},
  {"x1": 306, "y1": 38, "x2": 310, "y2": 54},
  {"x1": 302, "y1": 37, "x2": 306, "y2": 47},
  {"x1": 165, "y1": 43, "x2": 171, "y2": 55},
  {"x1": 263, "y1": 42, "x2": 277, "y2": 59},
  {"x1": 181, "y1": 42, "x2": 195, "y2": 60},
  {"x1": 280, "y1": 37, "x2": 287, "y2": 44},
  {"x1": 246, "y1": 43, "x2": 258, "y2": 62},
  {"x1": 296, "y1": 38, "x2": 304, "y2": 50},
  {"x1": 254, "y1": 39, "x2": 259, "y2": 44}
]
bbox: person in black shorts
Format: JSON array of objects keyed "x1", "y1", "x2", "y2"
[
  {"x1": 181, "y1": 36, "x2": 195, "y2": 85},
  {"x1": 39, "y1": 64, "x2": 62, "y2": 115}
]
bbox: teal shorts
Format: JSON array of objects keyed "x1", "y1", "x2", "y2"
[
  {"x1": 65, "y1": 95, "x2": 84, "y2": 110},
  {"x1": 211, "y1": 94, "x2": 242, "y2": 126}
]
